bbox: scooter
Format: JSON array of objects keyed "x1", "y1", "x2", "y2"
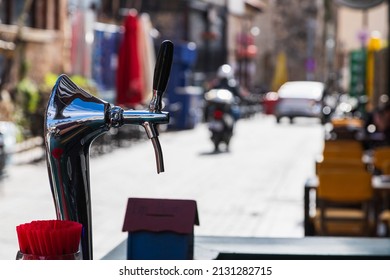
[{"x1": 204, "y1": 89, "x2": 237, "y2": 152}]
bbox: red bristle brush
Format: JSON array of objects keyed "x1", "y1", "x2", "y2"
[{"x1": 16, "y1": 220, "x2": 82, "y2": 260}]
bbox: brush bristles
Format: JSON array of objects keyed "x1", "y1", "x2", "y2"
[{"x1": 16, "y1": 220, "x2": 82, "y2": 257}]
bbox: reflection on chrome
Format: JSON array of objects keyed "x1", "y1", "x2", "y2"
[
  {"x1": 45, "y1": 74, "x2": 169, "y2": 260},
  {"x1": 44, "y1": 39, "x2": 173, "y2": 260}
]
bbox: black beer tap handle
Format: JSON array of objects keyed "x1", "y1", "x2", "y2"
[{"x1": 150, "y1": 40, "x2": 174, "y2": 112}]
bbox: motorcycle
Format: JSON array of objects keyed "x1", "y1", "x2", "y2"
[{"x1": 204, "y1": 88, "x2": 238, "y2": 152}]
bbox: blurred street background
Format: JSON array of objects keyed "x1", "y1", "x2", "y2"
[
  {"x1": 0, "y1": 114, "x2": 324, "y2": 260},
  {"x1": 0, "y1": 0, "x2": 389, "y2": 260}
]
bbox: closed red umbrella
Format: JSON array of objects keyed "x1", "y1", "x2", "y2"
[{"x1": 116, "y1": 12, "x2": 144, "y2": 108}]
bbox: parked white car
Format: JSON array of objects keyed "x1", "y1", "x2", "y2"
[{"x1": 274, "y1": 81, "x2": 325, "y2": 124}]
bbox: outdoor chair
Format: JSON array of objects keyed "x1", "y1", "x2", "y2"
[
  {"x1": 372, "y1": 146, "x2": 390, "y2": 174},
  {"x1": 315, "y1": 158, "x2": 366, "y2": 175},
  {"x1": 328, "y1": 118, "x2": 364, "y2": 140},
  {"x1": 331, "y1": 117, "x2": 363, "y2": 129},
  {"x1": 322, "y1": 139, "x2": 364, "y2": 161},
  {"x1": 379, "y1": 210, "x2": 390, "y2": 236},
  {"x1": 313, "y1": 169, "x2": 374, "y2": 237}
]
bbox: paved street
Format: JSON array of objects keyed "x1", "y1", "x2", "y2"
[{"x1": 0, "y1": 113, "x2": 324, "y2": 260}]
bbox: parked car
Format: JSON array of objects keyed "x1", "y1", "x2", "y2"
[
  {"x1": 273, "y1": 81, "x2": 325, "y2": 123},
  {"x1": 262, "y1": 91, "x2": 279, "y2": 115}
]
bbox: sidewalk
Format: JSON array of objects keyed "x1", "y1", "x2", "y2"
[
  {"x1": 9, "y1": 136, "x2": 45, "y2": 166},
  {"x1": 0, "y1": 114, "x2": 324, "y2": 260}
]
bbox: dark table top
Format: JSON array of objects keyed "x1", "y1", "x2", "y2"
[{"x1": 102, "y1": 235, "x2": 390, "y2": 260}]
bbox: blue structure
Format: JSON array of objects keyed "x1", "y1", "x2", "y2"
[
  {"x1": 92, "y1": 23, "x2": 122, "y2": 104},
  {"x1": 92, "y1": 23, "x2": 122, "y2": 91},
  {"x1": 165, "y1": 42, "x2": 203, "y2": 130},
  {"x1": 122, "y1": 198, "x2": 199, "y2": 260}
]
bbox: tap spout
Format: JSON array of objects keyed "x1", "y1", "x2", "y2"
[
  {"x1": 151, "y1": 136, "x2": 164, "y2": 173},
  {"x1": 142, "y1": 40, "x2": 174, "y2": 173},
  {"x1": 142, "y1": 121, "x2": 165, "y2": 173},
  {"x1": 120, "y1": 109, "x2": 169, "y2": 173}
]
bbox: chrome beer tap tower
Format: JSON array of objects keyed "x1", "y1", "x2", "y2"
[{"x1": 44, "y1": 41, "x2": 174, "y2": 260}]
